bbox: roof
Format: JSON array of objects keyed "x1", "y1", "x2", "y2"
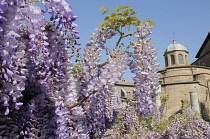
[
  {"x1": 115, "y1": 81, "x2": 134, "y2": 87},
  {"x1": 165, "y1": 40, "x2": 188, "y2": 54},
  {"x1": 195, "y1": 32, "x2": 210, "y2": 58}
]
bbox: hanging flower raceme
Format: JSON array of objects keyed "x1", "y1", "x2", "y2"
[
  {"x1": 80, "y1": 29, "x2": 107, "y2": 137},
  {"x1": 0, "y1": 0, "x2": 27, "y2": 117},
  {"x1": 19, "y1": 90, "x2": 58, "y2": 138},
  {"x1": 79, "y1": 28, "x2": 128, "y2": 137},
  {"x1": 100, "y1": 50, "x2": 128, "y2": 125},
  {"x1": 80, "y1": 28, "x2": 116, "y2": 98},
  {"x1": 0, "y1": 1, "x2": 83, "y2": 138},
  {"x1": 22, "y1": 3, "x2": 49, "y2": 63},
  {"x1": 42, "y1": 0, "x2": 80, "y2": 59},
  {"x1": 0, "y1": 1, "x2": 31, "y2": 138},
  {"x1": 26, "y1": 1, "x2": 88, "y2": 138},
  {"x1": 129, "y1": 22, "x2": 160, "y2": 117},
  {"x1": 0, "y1": 1, "x2": 8, "y2": 32}
]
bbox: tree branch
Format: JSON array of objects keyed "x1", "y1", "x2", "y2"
[
  {"x1": 115, "y1": 29, "x2": 124, "y2": 49},
  {"x1": 66, "y1": 91, "x2": 96, "y2": 109},
  {"x1": 98, "y1": 61, "x2": 108, "y2": 68}
]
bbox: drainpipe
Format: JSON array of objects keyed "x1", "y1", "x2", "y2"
[{"x1": 189, "y1": 91, "x2": 200, "y2": 113}]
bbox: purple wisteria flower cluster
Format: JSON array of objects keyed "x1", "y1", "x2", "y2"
[
  {"x1": 0, "y1": 0, "x2": 80, "y2": 138},
  {"x1": 162, "y1": 108, "x2": 210, "y2": 139},
  {"x1": 103, "y1": 102, "x2": 161, "y2": 139},
  {"x1": 0, "y1": 0, "x2": 26, "y2": 116},
  {"x1": 80, "y1": 27, "x2": 128, "y2": 137},
  {"x1": 129, "y1": 22, "x2": 160, "y2": 117},
  {"x1": 0, "y1": 1, "x2": 129, "y2": 138},
  {"x1": 1, "y1": 1, "x2": 209, "y2": 139}
]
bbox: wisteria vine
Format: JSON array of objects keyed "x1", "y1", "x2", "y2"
[
  {"x1": 129, "y1": 23, "x2": 160, "y2": 117},
  {"x1": 1, "y1": 0, "x2": 209, "y2": 139}
]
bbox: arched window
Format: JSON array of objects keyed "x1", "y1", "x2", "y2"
[
  {"x1": 165, "y1": 56, "x2": 168, "y2": 67},
  {"x1": 178, "y1": 54, "x2": 183, "y2": 64},
  {"x1": 171, "y1": 55, "x2": 175, "y2": 65}
]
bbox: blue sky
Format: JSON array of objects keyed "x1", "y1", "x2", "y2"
[{"x1": 68, "y1": 1, "x2": 210, "y2": 81}]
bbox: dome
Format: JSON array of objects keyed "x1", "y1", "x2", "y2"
[{"x1": 165, "y1": 40, "x2": 188, "y2": 54}]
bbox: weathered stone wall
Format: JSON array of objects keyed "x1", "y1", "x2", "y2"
[
  {"x1": 159, "y1": 65, "x2": 210, "y2": 118},
  {"x1": 115, "y1": 65, "x2": 210, "y2": 119},
  {"x1": 115, "y1": 81, "x2": 135, "y2": 106}
]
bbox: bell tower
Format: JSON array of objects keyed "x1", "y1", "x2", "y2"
[{"x1": 164, "y1": 40, "x2": 189, "y2": 67}]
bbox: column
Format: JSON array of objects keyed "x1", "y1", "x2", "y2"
[{"x1": 189, "y1": 91, "x2": 200, "y2": 113}]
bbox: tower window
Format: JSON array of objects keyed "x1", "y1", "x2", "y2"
[
  {"x1": 171, "y1": 55, "x2": 175, "y2": 65},
  {"x1": 165, "y1": 56, "x2": 168, "y2": 67},
  {"x1": 178, "y1": 54, "x2": 183, "y2": 64}
]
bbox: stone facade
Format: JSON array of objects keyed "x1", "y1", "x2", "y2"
[
  {"x1": 116, "y1": 34, "x2": 210, "y2": 120},
  {"x1": 115, "y1": 81, "x2": 135, "y2": 107},
  {"x1": 159, "y1": 38, "x2": 210, "y2": 119},
  {"x1": 159, "y1": 65, "x2": 210, "y2": 118}
]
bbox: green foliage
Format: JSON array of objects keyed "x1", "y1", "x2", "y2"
[
  {"x1": 100, "y1": 6, "x2": 110, "y2": 15},
  {"x1": 99, "y1": 6, "x2": 154, "y2": 50},
  {"x1": 181, "y1": 100, "x2": 190, "y2": 110},
  {"x1": 100, "y1": 6, "x2": 140, "y2": 32},
  {"x1": 153, "y1": 118, "x2": 171, "y2": 133},
  {"x1": 139, "y1": 116, "x2": 175, "y2": 133},
  {"x1": 71, "y1": 64, "x2": 82, "y2": 78},
  {"x1": 143, "y1": 19, "x2": 155, "y2": 27},
  {"x1": 160, "y1": 95, "x2": 169, "y2": 104},
  {"x1": 115, "y1": 114, "x2": 125, "y2": 129}
]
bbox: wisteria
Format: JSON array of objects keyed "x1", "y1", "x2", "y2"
[
  {"x1": 80, "y1": 28, "x2": 128, "y2": 137},
  {"x1": 103, "y1": 102, "x2": 161, "y2": 139},
  {"x1": 0, "y1": 0, "x2": 26, "y2": 117},
  {"x1": 129, "y1": 22, "x2": 160, "y2": 117},
  {"x1": 162, "y1": 108, "x2": 210, "y2": 139},
  {"x1": 1, "y1": 0, "x2": 210, "y2": 139}
]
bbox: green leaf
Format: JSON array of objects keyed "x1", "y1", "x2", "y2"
[
  {"x1": 114, "y1": 7, "x2": 121, "y2": 12},
  {"x1": 100, "y1": 7, "x2": 110, "y2": 15},
  {"x1": 100, "y1": 22, "x2": 106, "y2": 27},
  {"x1": 124, "y1": 9, "x2": 132, "y2": 15},
  {"x1": 130, "y1": 10, "x2": 137, "y2": 15},
  {"x1": 143, "y1": 19, "x2": 155, "y2": 27},
  {"x1": 148, "y1": 20, "x2": 155, "y2": 27},
  {"x1": 120, "y1": 6, "x2": 130, "y2": 9},
  {"x1": 143, "y1": 19, "x2": 148, "y2": 22},
  {"x1": 110, "y1": 13, "x2": 116, "y2": 17},
  {"x1": 134, "y1": 20, "x2": 140, "y2": 26},
  {"x1": 104, "y1": 16, "x2": 109, "y2": 21},
  {"x1": 116, "y1": 13, "x2": 123, "y2": 17}
]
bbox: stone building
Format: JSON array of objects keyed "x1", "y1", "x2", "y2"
[
  {"x1": 115, "y1": 80, "x2": 135, "y2": 107},
  {"x1": 159, "y1": 38, "x2": 210, "y2": 119},
  {"x1": 192, "y1": 32, "x2": 210, "y2": 66},
  {"x1": 116, "y1": 33, "x2": 210, "y2": 120}
]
